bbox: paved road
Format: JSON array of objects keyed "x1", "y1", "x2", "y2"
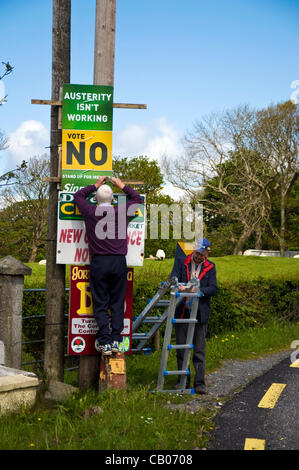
[{"x1": 207, "y1": 357, "x2": 298, "y2": 450}]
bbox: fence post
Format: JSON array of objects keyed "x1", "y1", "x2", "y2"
[
  {"x1": 0, "y1": 256, "x2": 32, "y2": 369},
  {"x1": 0, "y1": 341, "x2": 4, "y2": 365}
]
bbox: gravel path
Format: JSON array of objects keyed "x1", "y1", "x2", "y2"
[
  {"x1": 205, "y1": 349, "x2": 291, "y2": 397},
  {"x1": 166, "y1": 349, "x2": 291, "y2": 412}
]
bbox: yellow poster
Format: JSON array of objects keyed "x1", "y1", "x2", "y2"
[{"x1": 62, "y1": 129, "x2": 112, "y2": 171}]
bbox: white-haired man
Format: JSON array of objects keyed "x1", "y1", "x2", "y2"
[
  {"x1": 96, "y1": 183, "x2": 113, "y2": 204},
  {"x1": 74, "y1": 176, "x2": 142, "y2": 355}
]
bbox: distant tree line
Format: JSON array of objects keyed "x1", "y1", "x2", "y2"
[
  {"x1": 0, "y1": 100, "x2": 298, "y2": 262},
  {"x1": 163, "y1": 100, "x2": 299, "y2": 256}
]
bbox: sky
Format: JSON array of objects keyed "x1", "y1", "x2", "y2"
[{"x1": 0, "y1": 0, "x2": 299, "y2": 198}]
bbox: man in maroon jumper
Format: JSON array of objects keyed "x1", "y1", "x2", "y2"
[{"x1": 74, "y1": 176, "x2": 142, "y2": 355}]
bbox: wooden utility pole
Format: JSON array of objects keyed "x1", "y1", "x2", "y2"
[
  {"x1": 78, "y1": 0, "x2": 117, "y2": 390},
  {"x1": 93, "y1": 0, "x2": 116, "y2": 86},
  {"x1": 44, "y1": 0, "x2": 71, "y2": 381}
]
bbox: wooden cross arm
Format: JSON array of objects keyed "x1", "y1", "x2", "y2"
[
  {"x1": 43, "y1": 177, "x2": 145, "y2": 185},
  {"x1": 31, "y1": 99, "x2": 146, "y2": 109}
]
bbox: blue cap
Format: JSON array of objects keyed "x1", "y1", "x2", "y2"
[{"x1": 194, "y1": 238, "x2": 211, "y2": 253}]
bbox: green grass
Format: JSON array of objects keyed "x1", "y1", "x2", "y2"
[
  {"x1": 9, "y1": 255, "x2": 297, "y2": 450},
  {"x1": 1, "y1": 319, "x2": 298, "y2": 450},
  {"x1": 133, "y1": 255, "x2": 299, "y2": 285},
  {"x1": 24, "y1": 255, "x2": 299, "y2": 289},
  {"x1": 0, "y1": 388, "x2": 214, "y2": 450},
  {"x1": 124, "y1": 319, "x2": 299, "y2": 389}
]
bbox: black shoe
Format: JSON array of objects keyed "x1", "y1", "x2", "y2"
[{"x1": 194, "y1": 385, "x2": 207, "y2": 395}]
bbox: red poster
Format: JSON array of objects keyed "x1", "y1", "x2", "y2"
[{"x1": 68, "y1": 265, "x2": 133, "y2": 356}]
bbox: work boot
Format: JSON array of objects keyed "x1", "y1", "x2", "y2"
[
  {"x1": 100, "y1": 344, "x2": 112, "y2": 356},
  {"x1": 111, "y1": 341, "x2": 120, "y2": 353}
]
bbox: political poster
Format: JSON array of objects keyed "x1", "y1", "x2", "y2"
[
  {"x1": 68, "y1": 266, "x2": 133, "y2": 356},
  {"x1": 56, "y1": 191, "x2": 146, "y2": 267},
  {"x1": 61, "y1": 83, "x2": 113, "y2": 192}
]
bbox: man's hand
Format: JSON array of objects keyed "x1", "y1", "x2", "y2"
[
  {"x1": 178, "y1": 285, "x2": 194, "y2": 292},
  {"x1": 94, "y1": 176, "x2": 106, "y2": 189},
  {"x1": 110, "y1": 177, "x2": 125, "y2": 190},
  {"x1": 178, "y1": 285, "x2": 187, "y2": 292}
]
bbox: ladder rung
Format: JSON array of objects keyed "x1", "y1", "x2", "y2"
[
  {"x1": 143, "y1": 317, "x2": 162, "y2": 323},
  {"x1": 172, "y1": 318, "x2": 197, "y2": 324},
  {"x1": 167, "y1": 343, "x2": 193, "y2": 350},
  {"x1": 131, "y1": 348, "x2": 151, "y2": 353},
  {"x1": 163, "y1": 369, "x2": 190, "y2": 376},
  {"x1": 152, "y1": 388, "x2": 195, "y2": 395},
  {"x1": 146, "y1": 299, "x2": 170, "y2": 306},
  {"x1": 175, "y1": 292, "x2": 203, "y2": 298},
  {"x1": 132, "y1": 333, "x2": 149, "y2": 339}
]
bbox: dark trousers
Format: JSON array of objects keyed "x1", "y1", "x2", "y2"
[
  {"x1": 175, "y1": 322, "x2": 208, "y2": 388},
  {"x1": 90, "y1": 254, "x2": 127, "y2": 345}
]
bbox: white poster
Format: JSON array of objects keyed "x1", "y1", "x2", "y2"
[{"x1": 56, "y1": 192, "x2": 145, "y2": 266}]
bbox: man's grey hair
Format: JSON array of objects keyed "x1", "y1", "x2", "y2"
[{"x1": 96, "y1": 184, "x2": 113, "y2": 204}]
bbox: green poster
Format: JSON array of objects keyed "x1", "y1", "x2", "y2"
[
  {"x1": 62, "y1": 83, "x2": 113, "y2": 131},
  {"x1": 61, "y1": 169, "x2": 113, "y2": 194}
]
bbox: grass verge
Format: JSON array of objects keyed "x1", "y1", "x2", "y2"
[{"x1": 2, "y1": 319, "x2": 298, "y2": 450}]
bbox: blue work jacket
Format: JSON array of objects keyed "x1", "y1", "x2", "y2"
[{"x1": 170, "y1": 253, "x2": 217, "y2": 324}]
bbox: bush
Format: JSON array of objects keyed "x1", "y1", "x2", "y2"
[
  {"x1": 208, "y1": 278, "x2": 298, "y2": 336},
  {"x1": 21, "y1": 274, "x2": 299, "y2": 363}
]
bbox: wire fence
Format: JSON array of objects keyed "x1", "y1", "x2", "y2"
[{"x1": 22, "y1": 287, "x2": 79, "y2": 375}]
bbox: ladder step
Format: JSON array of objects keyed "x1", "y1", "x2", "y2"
[
  {"x1": 175, "y1": 292, "x2": 203, "y2": 298},
  {"x1": 163, "y1": 369, "x2": 190, "y2": 376},
  {"x1": 156, "y1": 300, "x2": 170, "y2": 306},
  {"x1": 131, "y1": 348, "x2": 151, "y2": 353},
  {"x1": 132, "y1": 333, "x2": 150, "y2": 339},
  {"x1": 143, "y1": 317, "x2": 163, "y2": 323},
  {"x1": 151, "y1": 388, "x2": 195, "y2": 395},
  {"x1": 146, "y1": 299, "x2": 170, "y2": 306},
  {"x1": 172, "y1": 318, "x2": 197, "y2": 324},
  {"x1": 167, "y1": 343, "x2": 193, "y2": 350}
]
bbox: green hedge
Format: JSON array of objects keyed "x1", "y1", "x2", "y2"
[
  {"x1": 208, "y1": 279, "x2": 299, "y2": 335},
  {"x1": 132, "y1": 278, "x2": 299, "y2": 340},
  {"x1": 22, "y1": 278, "x2": 298, "y2": 364}
]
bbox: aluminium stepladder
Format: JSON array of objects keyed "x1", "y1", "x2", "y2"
[
  {"x1": 131, "y1": 276, "x2": 178, "y2": 352},
  {"x1": 156, "y1": 278, "x2": 202, "y2": 394}
]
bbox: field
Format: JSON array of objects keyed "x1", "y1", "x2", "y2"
[
  {"x1": 24, "y1": 255, "x2": 299, "y2": 289},
  {"x1": 2, "y1": 254, "x2": 296, "y2": 450}
]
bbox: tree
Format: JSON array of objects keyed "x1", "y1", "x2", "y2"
[
  {"x1": 163, "y1": 102, "x2": 299, "y2": 255},
  {"x1": 163, "y1": 106, "x2": 275, "y2": 254},
  {"x1": 0, "y1": 61, "x2": 14, "y2": 105},
  {"x1": 0, "y1": 62, "x2": 22, "y2": 185},
  {"x1": 113, "y1": 155, "x2": 178, "y2": 257},
  {"x1": 253, "y1": 101, "x2": 299, "y2": 255},
  {"x1": 113, "y1": 155, "x2": 165, "y2": 202},
  {"x1": 0, "y1": 154, "x2": 49, "y2": 262}
]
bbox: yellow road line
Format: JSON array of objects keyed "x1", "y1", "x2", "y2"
[
  {"x1": 258, "y1": 383, "x2": 286, "y2": 409},
  {"x1": 290, "y1": 358, "x2": 299, "y2": 368},
  {"x1": 244, "y1": 438, "x2": 265, "y2": 450}
]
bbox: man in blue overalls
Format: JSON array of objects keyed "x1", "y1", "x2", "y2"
[{"x1": 170, "y1": 238, "x2": 217, "y2": 394}]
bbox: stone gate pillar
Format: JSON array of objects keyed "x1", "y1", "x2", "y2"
[{"x1": 0, "y1": 256, "x2": 32, "y2": 369}]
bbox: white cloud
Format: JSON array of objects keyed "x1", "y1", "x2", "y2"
[
  {"x1": 113, "y1": 117, "x2": 187, "y2": 201},
  {"x1": 113, "y1": 117, "x2": 184, "y2": 163},
  {"x1": 0, "y1": 120, "x2": 49, "y2": 175},
  {"x1": 7, "y1": 120, "x2": 49, "y2": 163},
  {"x1": 0, "y1": 81, "x2": 6, "y2": 104},
  {"x1": 160, "y1": 183, "x2": 188, "y2": 201}
]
